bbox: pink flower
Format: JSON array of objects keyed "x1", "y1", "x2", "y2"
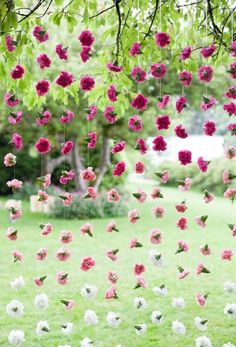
[
  {"x1": 81, "y1": 223, "x2": 93, "y2": 237},
  {"x1": 196, "y1": 293, "x2": 208, "y2": 306},
  {"x1": 61, "y1": 299, "x2": 75, "y2": 311},
  {"x1": 228, "y1": 223, "x2": 236, "y2": 237},
  {"x1": 38, "y1": 190, "x2": 49, "y2": 204},
  {"x1": 201, "y1": 44, "x2": 216, "y2": 58},
  {"x1": 178, "y1": 266, "x2": 190, "y2": 279},
  {"x1": 176, "y1": 96, "x2": 187, "y2": 113},
  {"x1": 198, "y1": 65, "x2": 214, "y2": 83},
  {"x1": 83, "y1": 186, "x2": 97, "y2": 200},
  {"x1": 203, "y1": 189, "x2": 214, "y2": 203},
  {"x1": 152, "y1": 206, "x2": 165, "y2": 218},
  {"x1": 203, "y1": 120, "x2": 216, "y2": 136},
  {"x1": 178, "y1": 150, "x2": 192, "y2": 165},
  {"x1": 86, "y1": 131, "x2": 97, "y2": 149},
  {"x1": 36, "y1": 53, "x2": 51, "y2": 69},
  {"x1": 80, "y1": 256, "x2": 95, "y2": 271},
  {"x1": 150, "y1": 63, "x2": 167, "y2": 79},
  {"x1": 103, "y1": 105, "x2": 117, "y2": 124},
  {"x1": 225, "y1": 146, "x2": 236, "y2": 159},
  {"x1": 107, "y1": 85, "x2": 118, "y2": 102},
  {"x1": 228, "y1": 62, "x2": 236, "y2": 79},
  {"x1": 55, "y1": 44, "x2": 68, "y2": 60},
  {"x1": 56, "y1": 248, "x2": 71, "y2": 262},
  {"x1": 175, "y1": 240, "x2": 189, "y2": 254},
  {"x1": 8, "y1": 111, "x2": 23, "y2": 125},
  {"x1": 180, "y1": 46, "x2": 192, "y2": 60},
  {"x1": 36, "y1": 80, "x2": 50, "y2": 96},
  {"x1": 129, "y1": 238, "x2": 143, "y2": 248},
  {"x1": 86, "y1": 105, "x2": 97, "y2": 121},
  {"x1": 152, "y1": 135, "x2": 167, "y2": 151},
  {"x1": 106, "y1": 220, "x2": 119, "y2": 233},
  {"x1": 195, "y1": 215, "x2": 208, "y2": 228},
  {"x1": 155, "y1": 32, "x2": 170, "y2": 48},
  {"x1": 227, "y1": 122, "x2": 236, "y2": 135},
  {"x1": 200, "y1": 244, "x2": 211, "y2": 256},
  {"x1": 134, "y1": 276, "x2": 147, "y2": 289},
  {"x1": 130, "y1": 42, "x2": 142, "y2": 56},
  {"x1": 157, "y1": 95, "x2": 170, "y2": 109},
  {"x1": 105, "y1": 286, "x2": 118, "y2": 299},
  {"x1": 34, "y1": 276, "x2": 47, "y2": 286},
  {"x1": 135, "y1": 161, "x2": 145, "y2": 174},
  {"x1": 61, "y1": 141, "x2": 73, "y2": 156},
  {"x1": 36, "y1": 248, "x2": 48, "y2": 261},
  {"x1": 12, "y1": 250, "x2": 23, "y2": 262},
  {"x1": 80, "y1": 45, "x2": 91, "y2": 63},
  {"x1": 56, "y1": 272, "x2": 69, "y2": 285},
  {"x1": 4, "y1": 153, "x2": 16, "y2": 167},
  {"x1": 7, "y1": 179, "x2": 23, "y2": 192},
  {"x1": 59, "y1": 110, "x2": 74, "y2": 124},
  {"x1": 36, "y1": 111, "x2": 51, "y2": 126},
  {"x1": 130, "y1": 94, "x2": 148, "y2": 111},
  {"x1": 224, "y1": 187, "x2": 236, "y2": 201},
  {"x1": 150, "y1": 228, "x2": 162, "y2": 244},
  {"x1": 55, "y1": 71, "x2": 73, "y2": 88},
  {"x1": 196, "y1": 263, "x2": 210, "y2": 275},
  {"x1": 178, "y1": 178, "x2": 192, "y2": 192},
  {"x1": 80, "y1": 167, "x2": 96, "y2": 181},
  {"x1": 35, "y1": 137, "x2": 51, "y2": 154},
  {"x1": 128, "y1": 115, "x2": 142, "y2": 131},
  {"x1": 107, "y1": 271, "x2": 119, "y2": 284},
  {"x1": 174, "y1": 124, "x2": 188, "y2": 138},
  {"x1": 225, "y1": 85, "x2": 236, "y2": 99},
  {"x1": 78, "y1": 30, "x2": 94, "y2": 46},
  {"x1": 60, "y1": 230, "x2": 73, "y2": 244},
  {"x1": 178, "y1": 70, "x2": 192, "y2": 87},
  {"x1": 197, "y1": 157, "x2": 210, "y2": 172},
  {"x1": 132, "y1": 189, "x2": 147, "y2": 203},
  {"x1": 134, "y1": 264, "x2": 145, "y2": 276},
  {"x1": 10, "y1": 207, "x2": 22, "y2": 221},
  {"x1": 151, "y1": 187, "x2": 163, "y2": 199},
  {"x1": 59, "y1": 192, "x2": 73, "y2": 206},
  {"x1": 59, "y1": 170, "x2": 75, "y2": 185},
  {"x1": 223, "y1": 102, "x2": 236, "y2": 116},
  {"x1": 111, "y1": 140, "x2": 126, "y2": 154},
  {"x1": 175, "y1": 200, "x2": 187, "y2": 213},
  {"x1": 131, "y1": 66, "x2": 147, "y2": 83},
  {"x1": 80, "y1": 76, "x2": 95, "y2": 91},
  {"x1": 39, "y1": 223, "x2": 53, "y2": 236},
  {"x1": 4, "y1": 93, "x2": 20, "y2": 107},
  {"x1": 107, "y1": 62, "x2": 123, "y2": 72},
  {"x1": 113, "y1": 161, "x2": 126, "y2": 176},
  {"x1": 106, "y1": 249, "x2": 119, "y2": 261},
  {"x1": 38, "y1": 173, "x2": 51, "y2": 189},
  {"x1": 33, "y1": 25, "x2": 49, "y2": 43},
  {"x1": 230, "y1": 40, "x2": 236, "y2": 57},
  {"x1": 107, "y1": 188, "x2": 121, "y2": 202},
  {"x1": 155, "y1": 170, "x2": 169, "y2": 184},
  {"x1": 177, "y1": 217, "x2": 188, "y2": 230},
  {"x1": 201, "y1": 96, "x2": 216, "y2": 111},
  {"x1": 135, "y1": 138, "x2": 148, "y2": 155},
  {"x1": 10, "y1": 65, "x2": 24, "y2": 80},
  {"x1": 11, "y1": 133, "x2": 23, "y2": 150},
  {"x1": 6, "y1": 227, "x2": 18, "y2": 241},
  {"x1": 221, "y1": 249, "x2": 233, "y2": 261},
  {"x1": 156, "y1": 114, "x2": 171, "y2": 130},
  {"x1": 222, "y1": 170, "x2": 236, "y2": 184},
  {"x1": 5, "y1": 35, "x2": 16, "y2": 52},
  {"x1": 128, "y1": 209, "x2": 140, "y2": 224}
]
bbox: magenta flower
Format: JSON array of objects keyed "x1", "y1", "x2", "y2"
[
  {"x1": 36, "y1": 111, "x2": 51, "y2": 126},
  {"x1": 10, "y1": 65, "x2": 24, "y2": 80},
  {"x1": 197, "y1": 157, "x2": 210, "y2": 172},
  {"x1": 128, "y1": 115, "x2": 142, "y2": 131},
  {"x1": 230, "y1": 40, "x2": 236, "y2": 57},
  {"x1": 55, "y1": 71, "x2": 73, "y2": 88},
  {"x1": 131, "y1": 66, "x2": 147, "y2": 83},
  {"x1": 203, "y1": 120, "x2": 216, "y2": 136},
  {"x1": 131, "y1": 94, "x2": 148, "y2": 110},
  {"x1": 60, "y1": 110, "x2": 74, "y2": 124},
  {"x1": 135, "y1": 138, "x2": 147, "y2": 155},
  {"x1": 178, "y1": 150, "x2": 192, "y2": 165},
  {"x1": 36, "y1": 53, "x2": 51, "y2": 70},
  {"x1": 180, "y1": 46, "x2": 192, "y2": 60},
  {"x1": 200, "y1": 44, "x2": 216, "y2": 58},
  {"x1": 5, "y1": 34, "x2": 16, "y2": 52},
  {"x1": 11, "y1": 133, "x2": 23, "y2": 150},
  {"x1": 198, "y1": 65, "x2": 214, "y2": 83},
  {"x1": 223, "y1": 102, "x2": 236, "y2": 116},
  {"x1": 78, "y1": 30, "x2": 94, "y2": 46},
  {"x1": 35, "y1": 137, "x2": 51, "y2": 154},
  {"x1": 86, "y1": 105, "x2": 97, "y2": 121},
  {"x1": 157, "y1": 95, "x2": 170, "y2": 109},
  {"x1": 176, "y1": 96, "x2": 187, "y2": 113},
  {"x1": 154, "y1": 32, "x2": 170, "y2": 48},
  {"x1": 103, "y1": 105, "x2": 117, "y2": 124},
  {"x1": 225, "y1": 85, "x2": 236, "y2": 99},
  {"x1": 150, "y1": 63, "x2": 167, "y2": 79},
  {"x1": 61, "y1": 141, "x2": 74, "y2": 156},
  {"x1": 8, "y1": 111, "x2": 23, "y2": 125},
  {"x1": 80, "y1": 76, "x2": 95, "y2": 91},
  {"x1": 200, "y1": 95, "x2": 216, "y2": 111},
  {"x1": 174, "y1": 124, "x2": 188, "y2": 138},
  {"x1": 4, "y1": 93, "x2": 20, "y2": 107},
  {"x1": 155, "y1": 114, "x2": 171, "y2": 130},
  {"x1": 130, "y1": 42, "x2": 142, "y2": 56},
  {"x1": 55, "y1": 44, "x2": 68, "y2": 60},
  {"x1": 113, "y1": 161, "x2": 126, "y2": 176},
  {"x1": 36, "y1": 80, "x2": 50, "y2": 96},
  {"x1": 107, "y1": 85, "x2": 118, "y2": 102},
  {"x1": 177, "y1": 217, "x2": 188, "y2": 230},
  {"x1": 80, "y1": 45, "x2": 91, "y2": 63},
  {"x1": 152, "y1": 135, "x2": 167, "y2": 152},
  {"x1": 135, "y1": 161, "x2": 145, "y2": 174},
  {"x1": 227, "y1": 62, "x2": 236, "y2": 79},
  {"x1": 111, "y1": 140, "x2": 126, "y2": 154},
  {"x1": 107, "y1": 62, "x2": 123, "y2": 72},
  {"x1": 178, "y1": 70, "x2": 192, "y2": 87},
  {"x1": 33, "y1": 25, "x2": 49, "y2": 43}
]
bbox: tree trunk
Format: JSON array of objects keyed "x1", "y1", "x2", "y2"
[{"x1": 94, "y1": 136, "x2": 111, "y2": 191}]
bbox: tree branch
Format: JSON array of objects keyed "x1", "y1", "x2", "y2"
[
  {"x1": 114, "y1": 0, "x2": 123, "y2": 65},
  {"x1": 19, "y1": 0, "x2": 46, "y2": 23},
  {"x1": 143, "y1": 0, "x2": 159, "y2": 41}
]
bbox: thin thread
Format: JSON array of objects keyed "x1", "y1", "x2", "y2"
[
  {"x1": 63, "y1": 123, "x2": 66, "y2": 227},
  {"x1": 137, "y1": 0, "x2": 140, "y2": 142},
  {"x1": 87, "y1": 112, "x2": 90, "y2": 221},
  {"x1": 159, "y1": 1, "x2": 162, "y2": 97},
  {"x1": 231, "y1": 9, "x2": 234, "y2": 41},
  {"x1": 205, "y1": 0, "x2": 208, "y2": 97}
]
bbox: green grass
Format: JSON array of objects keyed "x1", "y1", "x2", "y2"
[{"x1": 0, "y1": 181, "x2": 236, "y2": 347}]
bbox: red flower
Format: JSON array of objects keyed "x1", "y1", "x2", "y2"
[
  {"x1": 203, "y1": 120, "x2": 216, "y2": 136},
  {"x1": 78, "y1": 30, "x2": 94, "y2": 46},
  {"x1": 55, "y1": 71, "x2": 73, "y2": 88},
  {"x1": 35, "y1": 137, "x2": 51, "y2": 154},
  {"x1": 131, "y1": 94, "x2": 148, "y2": 111},
  {"x1": 10, "y1": 65, "x2": 24, "y2": 80},
  {"x1": 223, "y1": 102, "x2": 236, "y2": 116},
  {"x1": 113, "y1": 161, "x2": 126, "y2": 176},
  {"x1": 152, "y1": 136, "x2": 167, "y2": 151},
  {"x1": 36, "y1": 80, "x2": 50, "y2": 96},
  {"x1": 156, "y1": 115, "x2": 171, "y2": 130},
  {"x1": 175, "y1": 124, "x2": 188, "y2": 138}
]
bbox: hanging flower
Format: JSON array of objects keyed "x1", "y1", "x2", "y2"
[
  {"x1": 36, "y1": 80, "x2": 50, "y2": 96},
  {"x1": 177, "y1": 217, "x2": 188, "y2": 230},
  {"x1": 149, "y1": 228, "x2": 162, "y2": 244},
  {"x1": 10, "y1": 207, "x2": 23, "y2": 221},
  {"x1": 225, "y1": 146, "x2": 236, "y2": 159},
  {"x1": 103, "y1": 105, "x2": 117, "y2": 123},
  {"x1": 59, "y1": 192, "x2": 73, "y2": 206},
  {"x1": 196, "y1": 263, "x2": 210, "y2": 274},
  {"x1": 151, "y1": 187, "x2": 163, "y2": 199},
  {"x1": 12, "y1": 250, "x2": 23, "y2": 262},
  {"x1": 10, "y1": 276, "x2": 25, "y2": 290},
  {"x1": 200, "y1": 244, "x2": 211, "y2": 256},
  {"x1": 155, "y1": 171, "x2": 169, "y2": 184},
  {"x1": 113, "y1": 161, "x2": 126, "y2": 176},
  {"x1": 11, "y1": 133, "x2": 23, "y2": 150},
  {"x1": 39, "y1": 223, "x2": 53, "y2": 236},
  {"x1": 132, "y1": 189, "x2": 147, "y2": 203},
  {"x1": 80, "y1": 76, "x2": 95, "y2": 91},
  {"x1": 81, "y1": 223, "x2": 93, "y2": 237},
  {"x1": 150, "y1": 63, "x2": 167, "y2": 79},
  {"x1": 111, "y1": 140, "x2": 126, "y2": 154},
  {"x1": 4, "y1": 153, "x2": 17, "y2": 167},
  {"x1": 134, "y1": 276, "x2": 147, "y2": 289},
  {"x1": 174, "y1": 124, "x2": 188, "y2": 138},
  {"x1": 135, "y1": 161, "x2": 145, "y2": 174},
  {"x1": 60, "y1": 110, "x2": 74, "y2": 124},
  {"x1": 60, "y1": 230, "x2": 73, "y2": 244},
  {"x1": 10, "y1": 65, "x2": 24, "y2": 80},
  {"x1": 80, "y1": 45, "x2": 91, "y2": 63},
  {"x1": 131, "y1": 66, "x2": 147, "y2": 83},
  {"x1": 36, "y1": 248, "x2": 48, "y2": 261},
  {"x1": 200, "y1": 44, "x2": 216, "y2": 58},
  {"x1": 35, "y1": 137, "x2": 51, "y2": 154},
  {"x1": 130, "y1": 94, "x2": 148, "y2": 110},
  {"x1": 134, "y1": 324, "x2": 147, "y2": 335},
  {"x1": 129, "y1": 238, "x2": 143, "y2": 248},
  {"x1": 178, "y1": 70, "x2": 192, "y2": 87},
  {"x1": 198, "y1": 65, "x2": 214, "y2": 83},
  {"x1": 107, "y1": 84, "x2": 119, "y2": 102},
  {"x1": 178, "y1": 177, "x2": 192, "y2": 191},
  {"x1": 33, "y1": 26, "x2": 49, "y2": 42},
  {"x1": 8, "y1": 111, "x2": 23, "y2": 125},
  {"x1": 152, "y1": 206, "x2": 165, "y2": 218},
  {"x1": 36, "y1": 53, "x2": 51, "y2": 69},
  {"x1": 78, "y1": 30, "x2": 95, "y2": 46},
  {"x1": 203, "y1": 189, "x2": 214, "y2": 203},
  {"x1": 36, "y1": 110, "x2": 51, "y2": 126},
  {"x1": 107, "y1": 188, "x2": 121, "y2": 202},
  {"x1": 55, "y1": 71, "x2": 73, "y2": 88},
  {"x1": 197, "y1": 157, "x2": 210, "y2": 172},
  {"x1": 7, "y1": 179, "x2": 23, "y2": 192},
  {"x1": 80, "y1": 167, "x2": 96, "y2": 181},
  {"x1": 130, "y1": 42, "x2": 142, "y2": 56},
  {"x1": 55, "y1": 248, "x2": 71, "y2": 262},
  {"x1": 105, "y1": 286, "x2": 118, "y2": 299},
  {"x1": 106, "y1": 249, "x2": 119, "y2": 261},
  {"x1": 223, "y1": 102, "x2": 236, "y2": 116},
  {"x1": 175, "y1": 240, "x2": 189, "y2": 254},
  {"x1": 6, "y1": 227, "x2": 18, "y2": 240},
  {"x1": 195, "y1": 215, "x2": 208, "y2": 228},
  {"x1": 225, "y1": 85, "x2": 236, "y2": 99},
  {"x1": 61, "y1": 140, "x2": 74, "y2": 155},
  {"x1": 107, "y1": 62, "x2": 123, "y2": 72},
  {"x1": 221, "y1": 249, "x2": 233, "y2": 261},
  {"x1": 152, "y1": 135, "x2": 167, "y2": 151},
  {"x1": 155, "y1": 114, "x2": 171, "y2": 130},
  {"x1": 175, "y1": 200, "x2": 187, "y2": 212},
  {"x1": 200, "y1": 96, "x2": 216, "y2": 111},
  {"x1": 106, "y1": 311, "x2": 121, "y2": 327},
  {"x1": 56, "y1": 44, "x2": 68, "y2": 60},
  {"x1": 128, "y1": 209, "x2": 140, "y2": 224},
  {"x1": 59, "y1": 170, "x2": 75, "y2": 185},
  {"x1": 135, "y1": 138, "x2": 148, "y2": 154},
  {"x1": 5, "y1": 34, "x2": 16, "y2": 52},
  {"x1": 178, "y1": 150, "x2": 192, "y2": 165},
  {"x1": 203, "y1": 120, "x2": 216, "y2": 135},
  {"x1": 172, "y1": 320, "x2": 186, "y2": 336},
  {"x1": 155, "y1": 32, "x2": 170, "y2": 47},
  {"x1": 180, "y1": 46, "x2": 192, "y2": 60},
  {"x1": 107, "y1": 271, "x2": 119, "y2": 284},
  {"x1": 56, "y1": 272, "x2": 69, "y2": 285},
  {"x1": 196, "y1": 293, "x2": 209, "y2": 306},
  {"x1": 178, "y1": 266, "x2": 190, "y2": 279},
  {"x1": 4, "y1": 92, "x2": 20, "y2": 107},
  {"x1": 128, "y1": 115, "x2": 142, "y2": 131},
  {"x1": 80, "y1": 256, "x2": 96, "y2": 271},
  {"x1": 157, "y1": 95, "x2": 170, "y2": 108},
  {"x1": 60, "y1": 299, "x2": 75, "y2": 311},
  {"x1": 176, "y1": 96, "x2": 188, "y2": 113},
  {"x1": 106, "y1": 220, "x2": 119, "y2": 233}
]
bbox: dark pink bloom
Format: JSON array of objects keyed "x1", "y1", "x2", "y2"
[
  {"x1": 175, "y1": 200, "x2": 187, "y2": 213},
  {"x1": 78, "y1": 30, "x2": 94, "y2": 46},
  {"x1": 200, "y1": 96, "x2": 216, "y2": 111},
  {"x1": 36, "y1": 54, "x2": 51, "y2": 70},
  {"x1": 178, "y1": 150, "x2": 192, "y2": 165},
  {"x1": 36, "y1": 80, "x2": 50, "y2": 96},
  {"x1": 35, "y1": 137, "x2": 51, "y2": 154},
  {"x1": 174, "y1": 124, "x2": 188, "y2": 138},
  {"x1": 225, "y1": 85, "x2": 236, "y2": 99},
  {"x1": 86, "y1": 105, "x2": 97, "y2": 120},
  {"x1": 227, "y1": 62, "x2": 236, "y2": 79},
  {"x1": 197, "y1": 157, "x2": 210, "y2": 172},
  {"x1": 135, "y1": 138, "x2": 147, "y2": 155},
  {"x1": 11, "y1": 133, "x2": 23, "y2": 150},
  {"x1": 103, "y1": 105, "x2": 117, "y2": 124},
  {"x1": 113, "y1": 161, "x2": 126, "y2": 176},
  {"x1": 80, "y1": 76, "x2": 95, "y2": 91},
  {"x1": 178, "y1": 70, "x2": 192, "y2": 87},
  {"x1": 80, "y1": 45, "x2": 91, "y2": 63},
  {"x1": 5, "y1": 35, "x2": 16, "y2": 52},
  {"x1": 55, "y1": 71, "x2": 73, "y2": 88},
  {"x1": 155, "y1": 114, "x2": 171, "y2": 130},
  {"x1": 61, "y1": 141, "x2": 73, "y2": 156},
  {"x1": 201, "y1": 44, "x2": 216, "y2": 58},
  {"x1": 203, "y1": 120, "x2": 216, "y2": 136},
  {"x1": 157, "y1": 95, "x2": 170, "y2": 109},
  {"x1": 230, "y1": 41, "x2": 236, "y2": 57},
  {"x1": 223, "y1": 102, "x2": 236, "y2": 116},
  {"x1": 131, "y1": 66, "x2": 147, "y2": 83},
  {"x1": 134, "y1": 264, "x2": 145, "y2": 276},
  {"x1": 198, "y1": 65, "x2": 213, "y2": 83},
  {"x1": 128, "y1": 115, "x2": 142, "y2": 131},
  {"x1": 33, "y1": 25, "x2": 49, "y2": 43},
  {"x1": 59, "y1": 170, "x2": 75, "y2": 185},
  {"x1": 36, "y1": 111, "x2": 51, "y2": 126},
  {"x1": 10, "y1": 65, "x2": 24, "y2": 80},
  {"x1": 8, "y1": 111, "x2": 23, "y2": 125},
  {"x1": 228, "y1": 123, "x2": 236, "y2": 135},
  {"x1": 111, "y1": 141, "x2": 126, "y2": 154},
  {"x1": 107, "y1": 62, "x2": 123, "y2": 72},
  {"x1": 135, "y1": 161, "x2": 145, "y2": 174},
  {"x1": 87, "y1": 131, "x2": 97, "y2": 149},
  {"x1": 150, "y1": 63, "x2": 167, "y2": 79},
  {"x1": 130, "y1": 42, "x2": 142, "y2": 56},
  {"x1": 80, "y1": 256, "x2": 95, "y2": 271},
  {"x1": 60, "y1": 110, "x2": 74, "y2": 124},
  {"x1": 180, "y1": 46, "x2": 192, "y2": 60},
  {"x1": 155, "y1": 32, "x2": 170, "y2": 48},
  {"x1": 152, "y1": 135, "x2": 167, "y2": 151},
  {"x1": 55, "y1": 44, "x2": 68, "y2": 60},
  {"x1": 107, "y1": 85, "x2": 118, "y2": 102},
  {"x1": 131, "y1": 94, "x2": 148, "y2": 110},
  {"x1": 176, "y1": 96, "x2": 187, "y2": 113},
  {"x1": 4, "y1": 93, "x2": 20, "y2": 107},
  {"x1": 177, "y1": 217, "x2": 188, "y2": 230}
]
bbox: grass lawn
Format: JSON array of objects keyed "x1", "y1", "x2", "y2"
[{"x1": 0, "y1": 181, "x2": 236, "y2": 347}]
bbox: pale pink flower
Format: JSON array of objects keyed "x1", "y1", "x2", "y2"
[
  {"x1": 105, "y1": 286, "x2": 118, "y2": 299},
  {"x1": 107, "y1": 188, "x2": 121, "y2": 202},
  {"x1": 37, "y1": 174, "x2": 51, "y2": 189},
  {"x1": 60, "y1": 230, "x2": 73, "y2": 243},
  {"x1": 221, "y1": 249, "x2": 233, "y2": 261},
  {"x1": 107, "y1": 271, "x2": 119, "y2": 284},
  {"x1": 55, "y1": 248, "x2": 71, "y2": 262},
  {"x1": 7, "y1": 179, "x2": 23, "y2": 192},
  {"x1": 4, "y1": 153, "x2": 16, "y2": 167},
  {"x1": 80, "y1": 167, "x2": 96, "y2": 181},
  {"x1": 134, "y1": 276, "x2": 147, "y2": 289},
  {"x1": 228, "y1": 223, "x2": 236, "y2": 237},
  {"x1": 195, "y1": 215, "x2": 208, "y2": 228},
  {"x1": 151, "y1": 187, "x2": 163, "y2": 199},
  {"x1": 175, "y1": 240, "x2": 189, "y2": 254},
  {"x1": 149, "y1": 228, "x2": 162, "y2": 244},
  {"x1": 59, "y1": 192, "x2": 73, "y2": 206},
  {"x1": 196, "y1": 293, "x2": 208, "y2": 306},
  {"x1": 6, "y1": 227, "x2": 18, "y2": 240},
  {"x1": 224, "y1": 187, "x2": 236, "y2": 201},
  {"x1": 223, "y1": 170, "x2": 236, "y2": 184},
  {"x1": 38, "y1": 190, "x2": 49, "y2": 204},
  {"x1": 106, "y1": 220, "x2": 119, "y2": 233},
  {"x1": 84, "y1": 186, "x2": 97, "y2": 200},
  {"x1": 178, "y1": 177, "x2": 192, "y2": 192},
  {"x1": 12, "y1": 250, "x2": 23, "y2": 262},
  {"x1": 203, "y1": 190, "x2": 214, "y2": 203},
  {"x1": 80, "y1": 223, "x2": 93, "y2": 237},
  {"x1": 56, "y1": 271, "x2": 69, "y2": 285},
  {"x1": 39, "y1": 223, "x2": 53, "y2": 236},
  {"x1": 128, "y1": 209, "x2": 140, "y2": 223},
  {"x1": 106, "y1": 249, "x2": 119, "y2": 261},
  {"x1": 152, "y1": 206, "x2": 165, "y2": 218},
  {"x1": 225, "y1": 146, "x2": 236, "y2": 159},
  {"x1": 61, "y1": 299, "x2": 75, "y2": 311},
  {"x1": 34, "y1": 276, "x2": 47, "y2": 286},
  {"x1": 132, "y1": 189, "x2": 147, "y2": 203},
  {"x1": 178, "y1": 266, "x2": 190, "y2": 279},
  {"x1": 200, "y1": 244, "x2": 211, "y2": 256},
  {"x1": 10, "y1": 207, "x2": 22, "y2": 221},
  {"x1": 129, "y1": 238, "x2": 143, "y2": 248},
  {"x1": 196, "y1": 263, "x2": 210, "y2": 275},
  {"x1": 36, "y1": 248, "x2": 48, "y2": 261},
  {"x1": 80, "y1": 256, "x2": 95, "y2": 271}
]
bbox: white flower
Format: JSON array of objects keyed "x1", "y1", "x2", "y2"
[
  {"x1": 172, "y1": 297, "x2": 185, "y2": 309},
  {"x1": 106, "y1": 311, "x2": 121, "y2": 328},
  {"x1": 80, "y1": 284, "x2": 97, "y2": 299},
  {"x1": 153, "y1": 285, "x2": 168, "y2": 297},
  {"x1": 148, "y1": 250, "x2": 164, "y2": 267},
  {"x1": 223, "y1": 343, "x2": 235, "y2": 347},
  {"x1": 151, "y1": 310, "x2": 163, "y2": 324},
  {"x1": 224, "y1": 303, "x2": 236, "y2": 318},
  {"x1": 34, "y1": 293, "x2": 49, "y2": 310},
  {"x1": 36, "y1": 321, "x2": 50, "y2": 336},
  {"x1": 224, "y1": 281, "x2": 236, "y2": 294},
  {"x1": 61, "y1": 322, "x2": 73, "y2": 335},
  {"x1": 134, "y1": 297, "x2": 147, "y2": 309},
  {"x1": 84, "y1": 310, "x2": 98, "y2": 325},
  {"x1": 195, "y1": 336, "x2": 212, "y2": 347},
  {"x1": 134, "y1": 323, "x2": 147, "y2": 335},
  {"x1": 194, "y1": 317, "x2": 208, "y2": 331},
  {"x1": 10, "y1": 276, "x2": 25, "y2": 291},
  {"x1": 8, "y1": 330, "x2": 25, "y2": 346},
  {"x1": 172, "y1": 320, "x2": 186, "y2": 336},
  {"x1": 6, "y1": 300, "x2": 24, "y2": 318},
  {"x1": 81, "y1": 337, "x2": 93, "y2": 347}
]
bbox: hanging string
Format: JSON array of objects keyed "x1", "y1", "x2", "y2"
[
  {"x1": 87, "y1": 112, "x2": 90, "y2": 222},
  {"x1": 205, "y1": 0, "x2": 208, "y2": 97},
  {"x1": 231, "y1": 8, "x2": 234, "y2": 42},
  {"x1": 137, "y1": 0, "x2": 141, "y2": 142},
  {"x1": 159, "y1": 0, "x2": 162, "y2": 98}
]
